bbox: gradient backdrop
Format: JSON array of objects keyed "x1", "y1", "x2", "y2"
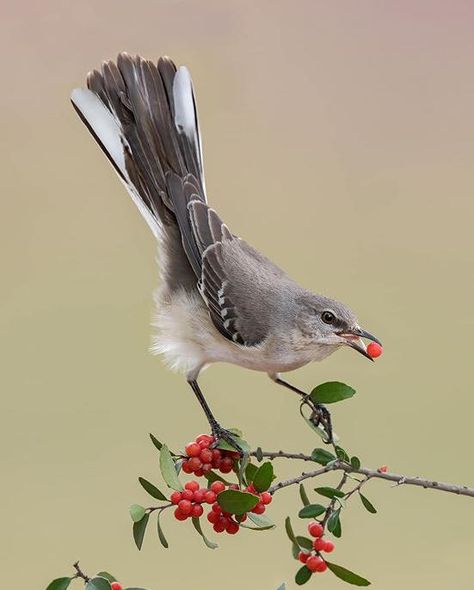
[{"x1": 2, "y1": 1, "x2": 474, "y2": 588}]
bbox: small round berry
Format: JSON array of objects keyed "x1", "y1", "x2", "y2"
[
  {"x1": 207, "y1": 510, "x2": 219, "y2": 524},
  {"x1": 185, "y1": 442, "x2": 201, "y2": 457},
  {"x1": 194, "y1": 468, "x2": 204, "y2": 477},
  {"x1": 226, "y1": 520, "x2": 240, "y2": 535},
  {"x1": 213, "y1": 518, "x2": 226, "y2": 533},
  {"x1": 260, "y1": 492, "x2": 272, "y2": 505},
  {"x1": 313, "y1": 538, "x2": 326, "y2": 552},
  {"x1": 200, "y1": 448, "x2": 213, "y2": 463},
  {"x1": 174, "y1": 508, "x2": 188, "y2": 521},
  {"x1": 111, "y1": 582, "x2": 123, "y2": 590},
  {"x1": 306, "y1": 556, "x2": 326, "y2": 573},
  {"x1": 196, "y1": 434, "x2": 214, "y2": 445},
  {"x1": 170, "y1": 491, "x2": 182, "y2": 505},
  {"x1": 236, "y1": 512, "x2": 247, "y2": 522},
  {"x1": 308, "y1": 522, "x2": 324, "y2": 538},
  {"x1": 201, "y1": 463, "x2": 213, "y2": 473},
  {"x1": 211, "y1": 448, "x2": 222, "y2": 461},
  {"x1": 210, "y1": 481, "x2": 226, "y2": 494},
  {"x1": 323, "y1": 540, "x2": 335, "y2": 553},
  {"x1": 191, "y1": 503, "x2": 204, "y2": 518},
  {"x1": 181, "y1": 489, "x2": 194, "y2": 501},
  {"x1": 246, "y1": 483, "x2": 256, "y2": 494},
  {"x1": 252, "y1": 502, "x2": 266, "y2": 515},
  {"x1": 182, "y1": 460, "x2": 193, "y2": 474},
  {"x1": 204, "y1": 490, "x2": 217, "y2": 504},
  {"x1": 211, "y1": 502, "x2": 222, "y2": 514},
  {"x1": 219, "y1": 463, "x2": 233, "y2": 474},
  {"x1": 315, "y1": 560, "x2": 328, "y2": 573},
  {"x1": 185, "y1": 480, "x2": 200, "y2": 492},
  {"x1": 178, "y1": 499, "x2": 192, "y2": 515},
  {"x1": 187, "y1": 457, "x2": 202, "y2": 471},
  {"x1": 367, "y1": 342, "x2": 383, "y2": 359},
  {"x1": 193, "y1": 489, "x2": 206, "y2": 503},
  {"x1": 298, "y1": 551, "x2": 309, "y2": 564}
]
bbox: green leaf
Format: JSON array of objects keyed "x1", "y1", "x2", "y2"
[
  {"x1": 216, "y1": 433, "x2": 250, "y2": 454},
  {"x1": 203, "y1": 471, "x2": 230, "y2": 486},
  {"x1": 237, "y1": 453, "x2": 250, "y2": 487},
  {"x1": 156, "y1": 511, "x2": 169, "y2": 548},
  {"x1": 295, "y1": 565, "x2": 312, "y2": 585},
  {"x1": 326, "y1": 562, "x2": 371, "y2": 586},
  {"x1": 245, "y1": 512, "x2": 275, "y2": 530},
  {"x1": 217, "y1": 489, "x2": 259, "y2": 515},
  {"x1": 314, "y1": 486, "x2": 345, "y2": 499},
  {"x1": 298, "y1": 504, "x2": 326, "y2": 518},
  {"x1": 46, "y1": 578, "x2": 72, "y2": 590},
  {"x1": 285, "y1": 516, "x2": 298, "y2": 544},
  {"x1": 296, "y1": 536, "x2": 313, "y2": 551},
  {"x1": 359, "y1": 493, "x2": 377, "y2": 514},
  {"x1": 311, "y1": 448, "x2": 336, "y2": 465},
  {"x1": 245, "y1": 462, "x2": 259, "y2": 484},
  {"x1": 192, "y1": 516, "x2": 218, "y2": 549},
  {"x1": 327, "y1": 509, "x2": 342, "y2": 538},
  {"x1": 138, "y1": 477, "x2": 167, "y2": 501},
  {"x1": 133, "y1": 512, "x2": 149, "y2": 550},
  {"x1": 350, "y1": 456, "x2": 361, "y2": 470},
  {"x1": 149, "y1": 433, "x2": 162, "y2": 451},
  {"x1": 302, "y1": 415, "x2": 331, "y2": 442},
  {"x1": 310, "y1": 382, "x2": 356, "y2": 404},
  {"x1": 159, "y1": 445, "x2": 183, "y2": 491},
  {"x1": 85, "y1": 578, "x2": 112, "y2": 590},
  {"x1": 335, "y1": 446, "x2": 350, "y2": 463},
  {"x1": 129, "y1": 504, "x2": 146, "y2": 523},
  {"x1": 253, "y1": 461, "x2": 274, "y2": 492},
  {"x1": 96, "y1": 573, "x2": 117, "y2": 583},
  {"x1": 255, "y1": 447, "x2": 264, "y2": 462},
  {"x1": 299, "y1": 483, "x2": 310, "y2": 507},
  {"x1": 292, "y1": 542, "x2": 300, "y2": 559},
  {"x1": 276, "y1": 584, "x2": 286, "y2": 590}
]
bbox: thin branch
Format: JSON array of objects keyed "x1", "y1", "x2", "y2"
[
  {"x1": 258, "y1": 452, "x2": 474, "y2": 498},
  {"x1": 73, "y1": 561, "x2": 90, "y2": 582}
]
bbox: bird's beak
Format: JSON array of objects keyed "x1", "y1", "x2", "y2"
[{"x1": 337, "y1": 327, "x2": 381, "y2": 362}]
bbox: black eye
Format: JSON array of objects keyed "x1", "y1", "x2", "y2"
[{"x1": 321, "y1": 311, "x2": 335, "y2": 324}]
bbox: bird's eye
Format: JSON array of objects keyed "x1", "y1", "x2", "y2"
[{"x1": 321, "y1": 311, "x2": 335, "y2": 324}]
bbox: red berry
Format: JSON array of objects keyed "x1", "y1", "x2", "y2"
[
  {"x1": 187, "y1": 457, "x2": 202, "y2": 471},
  {"x1": 204, "y1": 490, "x2": 217, "y2": 504},
  {"x1": 260, "y1": 492, "x2": 272, "y2": 505},
  {"x1": 193, "y1": 489, "x2": 206, "y2": 503},
  {"x1": 111, "y1": 583, "x2": 123, "y2": 590},
  {"x1": 170, "y1": 491, "x2": 182, "y2": 505},
  {"x1": 308, "y1": 522, "x2": 324, "y2": 538},
  {"x1": 315, "y1": 560, "x2": 328, "y2": 573},
  {"x1": 367, "y1": 342, "x2": 383, "y2": 359},
  {"x1": 181, "y1": 489, "x2": 194, "y2": 501},
  {"x1": 323, "y1": 540, "x2": 335, "y2": 553},
  {"x1": 174, "y1": 508, "x2": 188, "y2": 521},
  {"x1": 200, "y1": 448, "x2": 213, "y2": 463},
  {"x1": 207, "y1": 510, "x2": 219, "y2": 523},
  {"x1": 185, "y1": 442, "x2": 201, "y2": 457},
  {"x1": 220, "y1": 464, "x2": 232, "y2": 474},
  {"x1": 213, "y1": 518, "x2": 226, "y2": 533},
  {"x1": 306, "y1": 556, "x2": 326, "y2": 573},
  {"x1": 196, "y1": 434, "x2": 214, "y2": 445},
  {"x1": 211, "y1": 502, "x2": 222, "y2": 514},
  {"x1": 191, "y1": 503, "x2": 204, "y2": 518},
  {"x1": 182, "y1": 460, "x2": 193, "y2": 474},
  {"x1": 298, "y1": 551, "x2": 309, "y2": 564},
  {"x1": 226, "y1": 520, "x2": 240, "y2": 535},
  {"x1": 236, "y1": 512, "x2": 247, "y2": 522},
  {"x1": 313, "y1": 538, "x2": 326, "y2": 552},
  {"x1": 201, "y1": 463, "x2": 213, "y2": 473},
  {"x1": 211, "y1": 481, "x2": 226, "y2": 494},
  {"x1": 194, "y1": 468, "x2": 204, "y2": 477},
  {"x1": 185, "y1": 480, "x2": 200, "y2": 492},
  {"x1": 252, "y1": 502, "x2": 266, "y2": 515},
  {"x1": 246, "y1": 483, "x2": 256, "y2": 494},
  {"x1": 178, "y1": 499, "x2": 192, "y2": 515}
]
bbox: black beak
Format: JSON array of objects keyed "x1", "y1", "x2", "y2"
[
  {"x1": 337, "y1": 327, "x2": 382, "y2": 362},
  {"x1": 352, "y1": 328, "x2": 382, "y2": 346}
]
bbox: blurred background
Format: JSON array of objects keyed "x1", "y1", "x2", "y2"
[{"x1": 2, "y1": 1, "x2": 474, "y2": 588}]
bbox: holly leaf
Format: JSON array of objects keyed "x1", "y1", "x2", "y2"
[
  {"x1": 310, "y1": 382, "x2": 356, "y2": 404},
  {"x1": 159, "y1": 445, "x2": 183, "y2": 491},
  {"x1": 359, "y1": 493, "x2": 377, "y2": 514},
  {"x1": 129, "y1": 504, "x2": 146, "y2": 523},
  {"x1": 46, "y1": 578, "x2": 72, "y2": 590},
  {"x1": 156, "y1": 511, "x2": 169, "y2": 548},
  {"x1": 299, "y1": 484, "x2": 310, "y2": 507},
  {"x1": 298, "y1": 504, "x2": 326, "y2": 518},
  {"x1": 295, "y1": 565, "x2": 312, "y2": 585},
  {"x1": 96, "y1": 573, "x2": 117, "y2": 583},
  {"x1": 138, "y1": 477, "x2": 167, "y2": 501},
  {"x1": 192, "y1": 516, "x2": 218, "y2": 549},
  {"x1": 284, "y1": 516, "x2": 298, "y2": 544},
  {"x1": 133, "y1": 513, "x2": 149, "y2": 550},
  {"x1": 315, "y1": 487, "x2": 345, "y2": 499},
  {"x1": 85, "y1": 578, "x2": 112, "y2": 590},
  {"x1": 326, "y1": 562, "x2": 371, "y2": 586},
  {"x1": 217, "y1": 489, "x2": 259, "y2": 515},
  {"x1": 311, "y1": 448, "x2": 336, "y2": 465},
  {"x1": 253, "y1": 461, "x2": 274, "y2": 492}
]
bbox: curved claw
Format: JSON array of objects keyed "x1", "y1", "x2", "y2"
[{"x1": 210, "y1": 424, "x2": 243, "y2": 455}]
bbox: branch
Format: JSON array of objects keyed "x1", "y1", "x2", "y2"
[
  {"x1": 255, "y1": 452, "x2": 474, "y2": 498},
  {"x1": 73, "y1": 561, "x2": 90, "y2": 583}
]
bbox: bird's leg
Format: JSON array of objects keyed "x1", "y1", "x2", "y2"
[
  {"x1": 187, "y1": 380, "x2": 243, "y2": 453},
  {"x1": 271, "y1": 375, "x2": 334, "y2": 445}
]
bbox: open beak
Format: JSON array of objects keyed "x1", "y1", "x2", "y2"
[{"x1": 337, "y1": 327, "x2": 382, "y2": 362}]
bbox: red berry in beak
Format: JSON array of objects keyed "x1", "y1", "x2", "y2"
[{"x1": 367, "y1": 341, "x2": 383, "y2": 359}]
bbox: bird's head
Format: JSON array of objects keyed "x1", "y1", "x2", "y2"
[{"x1": 296, "y1": 293, "x2": 381, "y2": 361}]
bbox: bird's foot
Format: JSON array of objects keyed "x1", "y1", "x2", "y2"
[
  {"x1": 308, "y1": 401, "x2": 334, "y2": 445},
  {"x1": 210, "y1": 423, "x2": 244, "y2": 455}
]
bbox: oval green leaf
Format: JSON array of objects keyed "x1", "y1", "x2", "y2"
[
  {"x1": 245, "y1": 512, "x2": 275, "y2": 530},
  {"x1": 156, "y1": 512, "x2": 169, "y2": 548},
  {"x1": 159, "y1": 445, "x2": 183, "y2": 491},
  {"x1": 217, "y1": 489, "x2": 259, "y2": 515},
  {"x1": 327, "y1": 508, "x2": 341, "y2": 535},
  {"x1": 296, "y1": 536, "x2": 313, "y2": 551},
  {"x1": 46, "y1": 578, "x2": 72, "y2": 590},
  {"x1": 299, "y1": 484, "x2": 310, "y2": 507},
  {"x1": 298, "y1": 504, "x2": 326, "y2": 518},
  {"x1": 85, "y1": 578, "x2": 112, "y2": 590},
  {"x1": 335, "y1": 446, "x2": 350, "y2": 462},
  {"x1": 326, "y1": 562, "x2": 371, "y2": 586},
  {"x1": 350, "y1": 456, "x2": 361, "y2": 470},
  {"x1": 96, "y1": 573, "x2": 117, "y2": 583},
  {"x1": 284, "y1": 516, "x2": 297, "y2": 544},
  {"x1": 149, "y1": 433, "x2": 162, "y2": 451},
  {"x1": 192, "y1": 516, "x2": 218, "y2": 548},
  {"x1": 133, "y1": 512, "x2": 149, "y2": 550},
  {"x1": 311, "y1": 448, "x2": 336, "y2": 465},
  {"x1": 315, "y1": 487, "x2": 345, "y2": 499},
  {"x1": 295, "y1": 565, "x2": 312, "y2": 585},
  {"x1": 138, "y1": 477, "x2": 167, "y2": 501},
  {"x1": 310, "y1": 382, "x2": 356, "y2": 404},
  {"x1": 359, "y1": 493, "x2": 377, "y2": 514},
  {"x1": 129, "y1": 504, "x2": 146, "y2": 523},
  {"x1": 245, "y1": 462, "x2": 258, "y2": 484},
  {"x1": 253, "y1": 461, "x2": 274, "y2": 492}
]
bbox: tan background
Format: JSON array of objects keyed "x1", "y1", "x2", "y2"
[{"x1": 2, "y1": 1, "x2": 474, "y2": 588}]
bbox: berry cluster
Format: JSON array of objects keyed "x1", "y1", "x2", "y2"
[
  {"x1": 297, "y1": 522, "x2": 335, "y2": 574},
  {"x1": 182, "y1": 434, "x2": 239, "y2": 475}
]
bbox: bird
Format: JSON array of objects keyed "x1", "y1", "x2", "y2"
[{"x1": 71, "y1": 53, "x2": 381, "y2": 448}]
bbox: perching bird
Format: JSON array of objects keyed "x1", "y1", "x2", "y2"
[{"x1": 71, "y1": 53, "x2": 380, "y2": 447}]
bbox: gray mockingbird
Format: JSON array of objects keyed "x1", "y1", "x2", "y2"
[{"x1": 71, "y1": 53, "x2": 381, "y2": 447}]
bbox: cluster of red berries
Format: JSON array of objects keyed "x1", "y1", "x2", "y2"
[
  {"x1": 182, "y1": 434, "x2": 239, "y2": 476},
  {"x1": 110, "y1": 582, "x2": 122, "y2": 590},
  {"x1": 297, "y1": 522, "x2": 335, "y2": 574}
]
